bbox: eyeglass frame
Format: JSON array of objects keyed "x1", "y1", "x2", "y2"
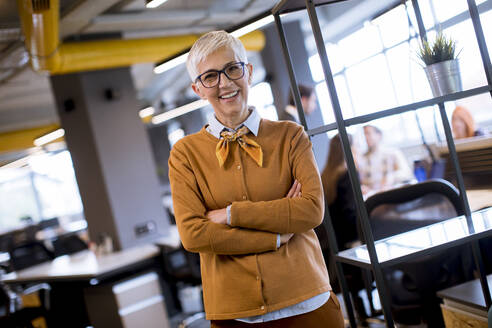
[{"x1": 194, "y1": 61, "x2": 246, "y2": 88}]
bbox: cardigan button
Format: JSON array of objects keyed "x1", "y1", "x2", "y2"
[
  {"x1": 242, "y1": 195, "x2": 247, "y2": 200},
  {"x1": 237, "y1": 165, "x2": 241, "y2": 170},
  {"x1": 260, "y1": 306, "x2": 265, "y2": 310}
]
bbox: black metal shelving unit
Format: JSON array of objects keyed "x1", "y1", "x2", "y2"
[{"x1": 271, "y1": 0, "x2": 492, "y2": 326}]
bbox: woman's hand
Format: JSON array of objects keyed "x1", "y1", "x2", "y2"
[
  {"x1": 280, "y1": 180, "x2": 302, "y2": 246},
  {"x1": 206, "y1": 208, "x2": 227, "y2": 224},
  {"x1": 206, "y1": 180, "x2": 302, "y2": 228},
  {"x1": 286, "y1": 179, "x2": 302, "y2": 198},
  {"x1": 280, "y1": 233, "x2": 294, "y2": 245}
]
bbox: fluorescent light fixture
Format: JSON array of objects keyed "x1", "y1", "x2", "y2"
[
  {"x1": 230, "y1": 15, "x2": 275, "y2": 38},
  {"x1": 2, "y1": 149, "x2": 43, "y2": 169},
  {"x1": 2, "y1": 155, "x2": 31, "y2": 169},
  {"x1": 33, "y1": 128, "x2": 65, "y2": 147},
  {"x1": 139, "y1": 106, "x2": 155, "y2": 118},
  {"x1": 153, "y1": 15, "x2": 274, "y2": 75},
  {"x1": 154, "y1": 53, "x2": 188, "y2": 74},
  {"x1": 146, "y1": 0, "x2": 169, "y2": 9},
  {"x1": 152, "y1": 99, "x2": 209, "y2": 125}
]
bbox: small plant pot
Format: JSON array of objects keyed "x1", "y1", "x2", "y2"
[{"x1": 423, "y1": 59, "x2": 462, "y2": 97}]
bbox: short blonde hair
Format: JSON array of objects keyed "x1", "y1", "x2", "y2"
[{"x1": 186, "y1": 30, "x2": 248, "y2": 81}]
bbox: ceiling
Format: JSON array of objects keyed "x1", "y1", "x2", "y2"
[
  {"x1": 0, "y1": 0, "x2": 395, "y2": 164},
  {"x1": 0, "y1": 0, "x2": 277, "y2": 136}
]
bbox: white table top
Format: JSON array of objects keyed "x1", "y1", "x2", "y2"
[
  {"x1": 154, "y1": 224, "x2": 181, "y2": 250},
  {"x1": 1, "y1": 244, "x2": 160, "y2": 284}
]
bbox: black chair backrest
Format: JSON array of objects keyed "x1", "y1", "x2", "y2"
[
  {"x1": 9, "y1": 241, "x2": 54, "y2": 271},
  {"x1": 53, "y1": 235, "x2": 88, "y2": 257},
  {"x1": 365, "y1": 179, "x2": 464, "y2": 240},
  {"x1": 37, "y1": 217, "x2": 60, "y2": 230}
]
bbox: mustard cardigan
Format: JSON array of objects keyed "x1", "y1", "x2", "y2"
[{"x1": 168, "y1": 119, "x2": 331, "y2": 320}]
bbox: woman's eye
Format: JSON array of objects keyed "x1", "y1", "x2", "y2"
[
  {"x1": 226, "y1": 65, "x2": 240, "y2": 74},
  {"x1": 203, "y1": 72, "x2": 218, "y2": 82}
]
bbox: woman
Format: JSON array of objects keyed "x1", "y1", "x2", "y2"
[
  {"x1": 320, "y1": 134, "x2": 366, "y2": 321},
  {"x1": 321, "y1": 134, "x2": 358, "y2": 250},
  {"x1": 451, "y1": 105, "x2": 484, "y2": 139},
  {"x1": 168, "y1": 31, "x2": 344, "y2": 327}
]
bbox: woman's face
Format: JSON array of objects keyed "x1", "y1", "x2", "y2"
[
  {"x1": 192, "y1": 46, "x2": 252, "y2": 126},
  {"x1": 452, "y1": 116, "x2": 467, "y2": 139}
]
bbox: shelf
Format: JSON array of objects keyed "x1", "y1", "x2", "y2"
[
  {"x1": 272, "y1": 0, "x2": 348, "y2": 15},
  {"x1": 307, "y1": 85, "x2": 492, "y2": 137},
  {"x1": 335, "y1": 207, "x2": 492, "y2": 269}
]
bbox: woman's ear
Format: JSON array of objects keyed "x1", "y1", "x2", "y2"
[
  {"x1": 247, "y1": 63, "x2": 253, "y2": 85},
  {"x1": 191, "y1": 82, "x2": 206, "y2": 99}
]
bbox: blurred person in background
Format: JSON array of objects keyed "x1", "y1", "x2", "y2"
[
  {"x1": 451, "y1": 105, "x2": 485, "y2": 139},
  {"x1": 279, "y1": 84, "x2": 317, "y2": 123},
  {"x1": 320, "y1": 134, "x2": 367, "y2": 322},
  {"x1": 358, "y1": 125, "x2": 413, "y2": 196}
]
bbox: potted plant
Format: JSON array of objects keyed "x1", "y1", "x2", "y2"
[{"x1": 418, "y1": 31, "x2": 462, "y2": 97}]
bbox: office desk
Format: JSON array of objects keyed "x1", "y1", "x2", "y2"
[
  {"x1": 2, "y1": 244, "x2": 160, "y2": 327},
  {"x1": 467, "y1": 189, "x2": 492, "y2": 212},
  {"x1": 437, "y1": 274, "x2": 491, "y2": 327}
]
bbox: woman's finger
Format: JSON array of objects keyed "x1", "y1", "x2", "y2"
[
  {"x1": 286, "y1": 180, "x2": 298, "y2": 198},
  {"x1": 294, "y1": 182, "x2": 302, "y2": 197}
]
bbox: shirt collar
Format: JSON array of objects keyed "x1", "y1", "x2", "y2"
[{"x1": 207, "y1": 106, "x2": 260, "y2": 139}]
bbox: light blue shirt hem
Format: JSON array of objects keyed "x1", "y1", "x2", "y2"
[{"x1": 235, "y1": 292, "x2": 331, "y2": 323}]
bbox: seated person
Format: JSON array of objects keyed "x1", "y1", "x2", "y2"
[
  {"x1": 451, "y1": 105, "x2": 484, "y2": 139},
  {"x1": 279, "y1": 84, "x2": 317, "y2": 123},
  {"x1": 321, "y1": 134, "x2": 358, "y2": 250},
  {"x1": 320, "y1": 134, "x2": 367, "y2": 321},
  {"x1": 358, "y1": 125, "x2": 413, "y2": 195}
]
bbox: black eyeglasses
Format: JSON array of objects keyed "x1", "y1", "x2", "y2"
[{"x1": 195, "y1": 62, "x2": 246, "y2": 88}]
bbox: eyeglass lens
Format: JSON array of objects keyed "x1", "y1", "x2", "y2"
[{"x1": 200, "y1": 63, "x2": 244, "y2": 88}]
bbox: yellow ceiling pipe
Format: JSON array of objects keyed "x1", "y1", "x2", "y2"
[
  {"x1": 0, "y1": 124, "x2": 61, "y2": 153},
  {"x1": 16, "y1": 0, "x2": 266, "y2": 75}
]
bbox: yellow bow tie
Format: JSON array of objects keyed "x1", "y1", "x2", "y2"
[{"x1": 216, "y1": 126, "x2": 263, "y2": 167}]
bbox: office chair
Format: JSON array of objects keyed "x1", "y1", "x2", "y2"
[
  {"x1": 52, "y1": 234, "x2": 88, "y2": 258},
  {"x1": 2, "y1": 241, "x2": 55, "y2": 328},
  {"x1": 160, "y1": 246, "x2": 207, "y2": 327},
  {"x1": 364, "y1": 179, "x2": 475, "y2": 327},
  {"x1": 8, "y1": 241, "x2": 54, "y2": 272}
]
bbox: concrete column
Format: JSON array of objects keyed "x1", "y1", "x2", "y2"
[
  {"x1": 261, "y1": 20, "x2": 329, "y2": 171},
  {"x1": 50, "y1": 67, "x2": 169, "y2": 250}
]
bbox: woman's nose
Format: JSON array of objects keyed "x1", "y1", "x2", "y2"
[{"x1": 218, "y1": 72, "x2": 233, "y2": 88}]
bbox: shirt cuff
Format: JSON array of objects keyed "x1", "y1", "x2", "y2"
[
  {"x1": 277, "y1": 234, "x2": 281, "y2": 249},
  {"x1": 226, "y1": 205, "x2": 232, "y2": 225}
]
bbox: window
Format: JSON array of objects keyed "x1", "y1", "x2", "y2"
[
  {"x1": 0, "y1": 151, "x2": 83, "y2": 231},
  {"x1": 307, "y1": 0, "x2": 492, "y2": 147},
  {"x1": 249, "y1": 82, "x2": 278, "y2": 121}
]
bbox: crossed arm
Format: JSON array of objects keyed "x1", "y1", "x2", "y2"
[
  {"x1": 206, "y1": 180, "x2": 303, "y2": 245},
  {"x1": 168, "y1": 126, "x2": 323, "y2": 255}
]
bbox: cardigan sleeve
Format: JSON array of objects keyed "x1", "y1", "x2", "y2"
[
  {"x1": 168, "y1": 142, "x2": 278, "y2": 255},
  {"x1": 230, "y1": 125, "x2": 324, "y2": 234}
]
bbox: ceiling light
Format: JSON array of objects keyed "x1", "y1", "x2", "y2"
[
  {"x1": 139, "y1": 106, "x2": 155, "y2": 118},
  {"x1": 1, "y1": 149, "x2": 43, "y2": 169},
  {"x1": 153, "y1": 15, "x2": 274, "y2": 75},
  {"x1": 152, "y1": 99, "x2": 209, "y2": 125},
  {"x1": 230, "y1": 15, "x2": 275, "y2": 38},
  {"x1": 146, "y1": 0, "x2": 169, "y2": 9},
  {"x1": 33, "y1": 128, "x2": 65, "y2": 147},
  {"x1": 2, "y1": 156, "x2": 31, "y2": 169},
  {"x1": 154, "y1": 53, "x2": 188, "y2": 74}
]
